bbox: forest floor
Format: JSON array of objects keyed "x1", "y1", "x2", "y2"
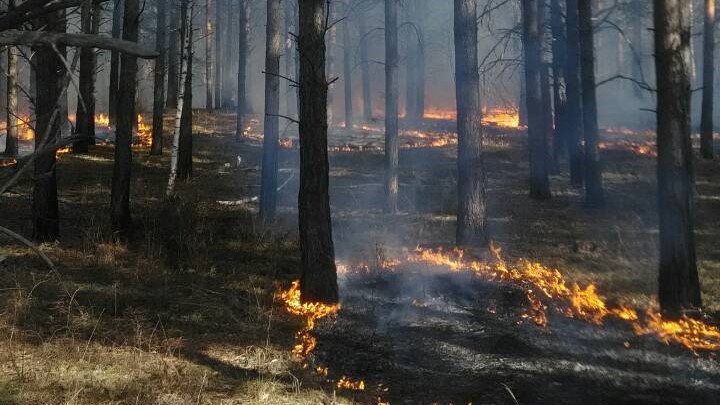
[{"x1": 0, "y1": 111, "x2": 719, "y2": 404}]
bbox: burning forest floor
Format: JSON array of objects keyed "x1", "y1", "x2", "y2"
[{"x1": 1, "y1": 110, "x2": 720, "y2": 404}]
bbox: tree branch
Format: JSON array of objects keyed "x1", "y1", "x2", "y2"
[{"x1": 0, "y1": 30, "x2": 158, "y2": 59}]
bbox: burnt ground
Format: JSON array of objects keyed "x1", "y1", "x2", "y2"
[{"x1": 1, "y1": 112, "x2": 719, "y2": 404}]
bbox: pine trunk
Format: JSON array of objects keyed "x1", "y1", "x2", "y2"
[
  {"x1": 166, "y1": 3, "x2": 179, "y2": 109},
  {"x1": 4, "y1": 0, "x2": 17, "y2": 159},
  {"x1": 454, "y1": 0, "x2": 487, "y2": 246},
  {"x1": 151, "y1": 0, "x2": 167, "y2": 155},
  {"x1": 359, "y1": 11, "x2": 372, "y2": 121},
  {"x1": 701, "y1": 0, "x2": 715, "y2": 159},
  {"x1": 653, "y1": 0, "x2": 702, "y2": 315},
  {"x1": 235, "y1": 0, "x2": 249, "y2": 141},
  {"x1": 109, "y1": 0, "x2": 123, "y2": 126},
  {"x1": 579, "y1": 0, "x2": 605, "y2": 207},
  {"x1": 214, "y1": 0, "x2": 223, "y2": 108},
  {"x1": 385, "y1": 0, "x2": 400, "y2": 213},
  {"x1": 284, "y1": 0, "x2": 297, "y2": 117},
  {"x1": 72, "y1": 0, "x2": 96, "y2": 153},
  {"x1": 297, "y1": 0, "x2": 338, "y2": 304},
  {"x1": 523, "y1": 0, "x2": 551, "y2": 199},
  {"x1": 205, "y1": 0, "x2": 214, "y2": 110},
  {"x1": 565, "y1": 0, "x2": 584, "y2": 186},
  {"x1": 550, "y1": 0, "x2": 568, "y2": 163},
  {"x1": 260, "y1": 0, "x2": 282, "y2": 222},
  {"x1": 342, "y1": 8, "x2": 353, "y2": 129},
  {"x1": 110, "y1": 0, "x2": 139, "y2": 238}
]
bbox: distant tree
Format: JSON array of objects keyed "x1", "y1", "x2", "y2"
[
  {"x1": 565, "y1": 0, "x2": 583, "y2": 186},
  {"x1": 653, "y1": 0, "x2": 702, "y2": 315},
  {"x1": 342, "y1": 3, "x2": 354, "y2": 129},
  {"x1": 166, "y1": 2, "x2": 179, "y2": 109},
  {"x1": 522, "y1": 0, "x2": 551, "y2": 199},
  {"x1": 205, "y1": 0, "x2": 214, "y2": 110},
  {"x1": 32, "y1": 9, "x2": 63, "y2": 241},
  {"x1": 177, "y1": 0, "x2": 193, "y2": 181},
  {"x1": 151, "y1": 0, "x2": 167, "y2": 156},
  {"x1": 4, "y1": 0, "x2": 17, "y2": 158},
  {"x1": 72, "y1": 0, "x2": 98, "y2": 153},
  {"x1": 359, "y1": 8, "x2": 373, "y2": 121},
  {"x1": 214, "y1": 0, "x2": 223, "y2": 108},
  {"x1": 235, "y1": 0, "x2": 250, "y2": 141},
  {"x1": 700, "y1": 0, "x2": 715, "y2": 159},
  {"x1": 260, "y1": 0, "x2": 282, "y2": 222},
  {"x1": 578, "y1": 0, "x2": 605, "y2": 207},
  {"x1": 405, "y1": 0, "x2": 426, "y2": 124},
  {"x1": 297, "y1": 0, "x2": 338, "y2": 303},
  {"x1": 110, "y1": 0, "x2": 139, "y2": 238},
  {"x1": 454, "y1": 0, "x2": 487, "y2": 246},
  {"x1": 109, "y1": 0, "x2": 123, "y2": 125},
  {"x1": 550, "y1": 0, "x2": 567, "y2": 164},
  {"x1": 385, "y1": 0, "x2": 399, "y2": 213}
]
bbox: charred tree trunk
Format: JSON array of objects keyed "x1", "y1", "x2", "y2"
[
  {"x1": 298, "y1": 0, "x2": 338, "y2": 304},
  {"x1": 701, "y1": 0, "x2": 715, "y2": 159},
  {"x1": 32, "y1": 10, "x2": 63, "y2": 241},
  {"x1": 166, "y1": 3, "x2": 179, "y2": 109},
  {"x1": 565, "y1": 0, "x2": 583, "y2": 186},
  {"x1": 260, "y1": 0, "x2": 281, "y2": 222},
  {"x1": 579, "y1": 0, "x2": 605, "y2": 207},
  {"x1": 653, "y1": 0, "x2": 702, "y2": 315},
  {"x1": 359, "y1": 10, "x2": 372, "y2": 121},
  {"x1": 454, "y1": 0, "x2": 487, "y2": 246},
  {"x1": 4, "y1": 0, "x2": 17, "y2": 158},
  {"x1": 110, "y1": 0, "x2": 139, "y2": 239},
  {"x1": 550, "y1": 0, "x2": 567, "y2": 163},
  {"x1": 72, "y1": 0, "x2": 97, "y2": 153},
  {"x1": 151, "y1": 0, "x2": 167, "y2": 155},
  {"x1": 385, "y1": 0, "x2": 400, "y2": 213},
  {"x1": 205, "y1": 0, "x2": 214, "y2": 110},
  {"x1": 109, "y1": 0, "x2": 123, "y2": 126},
  {"x1": 214, "y1": 0, "x2": 223, "y2": 108},
  {"x1": 342, "y1": 8, "x2": 353, "y2": 128},
  {"x1": 177, "y1": 0, "x2": 192, "y2": 181},
  {"x1": 522, "y1": 0, "x2": 551, "y2": 199},
  {"x1": 235, "y1": 0, "x2": 249, "y2": 141}
]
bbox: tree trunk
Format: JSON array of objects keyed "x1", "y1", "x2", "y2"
[
  {"x1": 260, "y1": 0, "x2": 281, "y2": 222},
  {"x1": 359, "y1": 10, "x2": 372, "y2": 122},
  {"x1": 222, "y1": 0, "x2": 236, "y2": 108},
  {"x1": 522, "y1": 0, "x2": 551, "y2": 199},
  {"x1": 630, "y1": 0, "x2": 645, "y2": 99},
  {"x1": 342, "y1": 6, "x2": 353, "y2": 128},
  {"x1": 166, "y1": 9, "x2": 190, "y2": 196},
  {"x1": 454, "y1": 0, "x2": 487, "y2": 246},
  {"x1": 205, "y1": 0, "x2": 213, "y2": 110},
  {"x1": 326, "y1": 4, "x2": 336, "y2": 127},
  {"x1": 565, "y1": 0, "x2": 583, "y2": 186},
  {"x1": 579, "y1": 0, "x2": 605, "y2": 207},
  {"x1": 284, "y1": 0, "x2": 296, "y2": 117},
  {"x1": 151, "y1": 0, "x2": 167, "y2": 155},
  {"x1": 166, "y1": 3, "x2": 179, "y2": 109},
  {"x1": 4, "y1": 0, "x2": 17, "y2": 158},
  {"x1": 385, "y1": 0, "x2": 399, "y2": 213},
  {"x1": 550, "y1": 0, "x2": 567, "y2": 163},
  {"x1": 298, "y1": 0, "x2": 338, "y2": 304},
  {"x1": 32, "y1": 9, "x2": 63, "y2": 241},
  {"x1": 72, "y1": 0, "x2": 96, "y2": 153},
  {"x1": 414, "y1": 0, "x2": 426, "y2": 121},
  {"x1": 235, "y1": 0, "x2": 249, "y2": 141},
  {"x1": 653, "y1": 0, "x2": 702, "y2": 315},
  {"x1": 177, "y1": 0, "x2": 192, "y2": 181},
  {"x1": 701, "y1": 0, "x2": 715, "y2": 159},
  {"x1": 109, "y1": 0, "x2": 123, "y2": 126},
  {"x1": 110, "y1": 0, "x2": 139, "y2": 239},
  {"x1": 404, "y1": 2, "x2": 416, "y2": 124},
  {"x1": 214, "y1": 0, "x2": 223, "y2": 108}
]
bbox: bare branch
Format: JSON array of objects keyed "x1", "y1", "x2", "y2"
[{"x1": 0, "y1": 30, "x2": 158, "y2": 59}]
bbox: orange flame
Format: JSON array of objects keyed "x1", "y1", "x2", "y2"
[{"x1": 599, "y1": 140, "x2": 656, "y2": 158}]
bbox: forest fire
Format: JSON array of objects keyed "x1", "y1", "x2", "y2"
[
  {"x1": 406, "y1": 246, "x2": 720, "y2": 353},
  {"x1": 422, "y1": 106, "x2": 521, "y2": 129},
  {"x1": 135, "y1": 114, "x2": 152, "y2": 147},
  {"x1": 599, "y1": 140, "x2": 657, "y2": 157}
]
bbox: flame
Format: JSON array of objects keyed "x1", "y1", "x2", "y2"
[
  {"x1": 598, "y1": 140, "x2": 656, "y2": 158},
  {"x1": 95, "y1": 113, "x2": 110, "y2": 128},
  {"x1": 407, "y1": 245, "x2": 720, "y2": 353},
  {"x1": 337, "y1": 376, "x2": 365, "y2": 390},
  {"x1": 55, "y1": 146, "x2": 71, "y2": 158},
  {"x1": 424, "y1": 108, "x2": 457, "y2": 121},
  {"x1": 135, "y1": 113, "x2": 153, "y2": 148},
  {"x1": 0, "y1": 158, "x2": 16, "y2": 167},
  {"x1": 422, "y1": 106, "x2": 521, "y2": 129}
]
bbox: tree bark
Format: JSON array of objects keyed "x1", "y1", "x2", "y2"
[
  {"x1": 72, "y1": 0, "x2": 96, "y2": 153},
  {"x1": 177, "y1": 0, "x2": 192, "y2": 181},
  {"x1": 565, "y1": 0, "x2": 583, "y2": 186},
  {"x1": 404, "y1": 2, "x2": 416, "y2": 124},
  {"x1": 166, "y1": 3, "x2": 179, "y2": 109},
  {"x1": 522, "y1": 0, "x2": 551, "y2": 199},
  {"x1": 284, "y1": 0, "x2": 297, "y2": 117},
  {"x1": 550, "y1": 0, "x2": 567, "y2": 164},
  {"x1": 326, "y1": 3, "x2": 336, "y2": 127},
  {"x1": 235, "y1": 0, "x2": 249, "y2": 141},
  {"x1": 260, "y1": 0, "x2": 281, "y2": 222},
  {"x1": 359, "y1": 10, "x2": 372, "y2": 122},
  {"x1": 342, "y1": 5, "x2": 353, "y2": 128},
  {"x1": 214, "y1": 0, "x2": 223, "y2": 108},
  {"x1": 653, "y1": 0, "x2": 702, "y2": 315},
  {"x1": 579, "y1": 0, "x2": 605, "y2": 207},
  {"x1": 110, "y1": 0, "x2": 139, "y2": 239},
  {"x1": 166, "y1": 8, "x2": 190, "y2": 197},
  {"x1": 151, "y1": 0, "x2": 166, "y2": 155},
  {"x1": 701, "y1": 0, "x2": 715, "y2": 159},
  {"x1": 205, "y1": 0, "x2": 214, "y2": 110},
  {"x1": 298, "y1": 0, "x2": 338, "y2": 304},
  {"x1": 222, "y1": 0, "x2": 237, "y2": 108},
  {"x1": 32, "y1": 9, "x2": 63, "y2": 241},
  {"x1": 385, "y1": 0, "x2": 399, "y2": 213},
  {"x1": 454, "y1": 0, "x2": 487, "y2": 246},
  {"x1": 414, "y1": 0, "x2": 426, "y2": 121},
  {"x1": 4, "y1": 0, "x2": 17, "y2": 158},
  {"x1": 109, "y1": 0, "x2": 123, "y2": 126}
]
